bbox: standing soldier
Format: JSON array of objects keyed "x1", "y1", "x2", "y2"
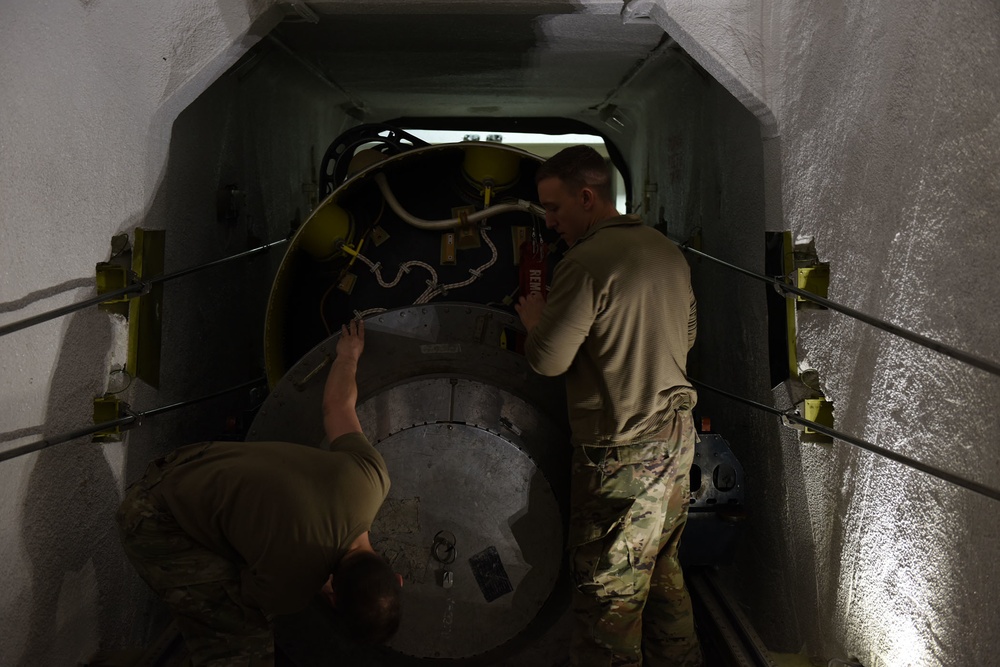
[{"x1": 516, "y1": 145, "x2": 701, "y2": 667}]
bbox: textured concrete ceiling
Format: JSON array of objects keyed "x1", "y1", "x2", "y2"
[{"x1": 272, "y1": 0, "x2": 670, "y2": 118}]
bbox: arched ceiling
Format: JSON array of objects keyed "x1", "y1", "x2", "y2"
[{"x1": 267, "y1": 0, "x2": 672, "y2": 118}]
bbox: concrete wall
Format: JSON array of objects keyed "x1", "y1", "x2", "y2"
[
  {"x1": 650, "y1": 0, "x2": 1000, "y2": 665},
  {"x1": 614, "y1": 49, "x2": 820, "y2": 654},
  {"x1": 0, "y1": 0, "x2": 357, "y2": 662},
  {"x1": 3, "y1": 0, "x2": 998, "y2": 664}
]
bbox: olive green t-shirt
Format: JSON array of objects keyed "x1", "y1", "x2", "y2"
[{"x1": 150, "y1": 433, "x2": 389, "y2": 615}]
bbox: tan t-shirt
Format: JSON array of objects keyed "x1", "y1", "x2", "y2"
[
  {"x1": 525, "y1": 215, "x2": 697, "y2": 445},
  {"x1": 150, "y1": 434, "x2": 389, "y2": 615}
]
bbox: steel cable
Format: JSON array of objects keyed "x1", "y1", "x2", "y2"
[
  {"x1": 672, "y1": 240, "x2": 1000, "y2": 377},
  {"x1": 0, "y1": 377, "x2": 266, "y2": 465},
  {"x1": 0, "y1": 238, "x2": 289, "y2": 338},
  {"x1": 689, "y1": 378, "x2": 1000, "y2": 503}
]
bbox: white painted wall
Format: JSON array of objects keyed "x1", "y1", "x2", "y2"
[
  {"x1": 648, "y1": 0, "x2": 1000, "y2": 665},
  {"x1": 0, "y1": 0, "x2": 362, "y2": 663}
]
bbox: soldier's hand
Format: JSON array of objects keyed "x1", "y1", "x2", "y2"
[
  {"x1": 515, "y1": 292, "x2": 545, "y2": 333},
  {"x1": 337, "y1": 319, "x2": 365, "y2": 361}
]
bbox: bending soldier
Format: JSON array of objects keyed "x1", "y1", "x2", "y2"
[{"x1": 116, "y1": 320, "x2": 401, "y2": 666}]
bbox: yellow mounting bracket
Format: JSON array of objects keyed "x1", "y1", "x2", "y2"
[
  {"x1": 92, "y1": 395, "x2": 131, "y2": 443},
  {"x1": 795, "y1": 398, "x2": 834, "y2": 444},
  {"x1": 96, "y1": 262, "x2": 132, "y2": 318},
  {"x1": 483, "y1": 179, "x2": 494, "y2": 208},
  {"x1": 802, "y1": 398, "x2": 834, "y2": 433},
  {"x1": 128, "y1": 229, "x2": 165, "y2": 388},
  {"x1": 781, "y1": 232, "x2": 798, "y2": 380},
  {"x1": 796, "y1": 264, "x2": 829, "y2": 306},
  {"x1": 778, "y1": 233, "x2": 834, "y2": 444},
  {"x1": 95, "y1": 229, "x2": 166, "y2": 388},
  {"x1": 339, "y1": 237, "x2": 365, "y2": 269}
]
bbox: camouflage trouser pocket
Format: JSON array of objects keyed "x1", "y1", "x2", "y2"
[
  {"x1": 570, "y1": 507, "x2": 638, "y2": 599},
  {"x1": 568, "y1": 444, "x2": 656, "y2": 600}
]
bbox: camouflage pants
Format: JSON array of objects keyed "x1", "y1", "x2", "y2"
[
  {"x1": 116, "y1": 447, "x2": 274, "y2": 667},
  {"x1": 569, "y1": 391, "x2": 702, "y2": 667}
]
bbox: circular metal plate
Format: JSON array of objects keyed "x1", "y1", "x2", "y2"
[
  {"x1": 372, "y1": 422, "x2": 563, "y2": 659},
  {"x1": 249, "y1": 305, "x2": 572, "y2": 662}
]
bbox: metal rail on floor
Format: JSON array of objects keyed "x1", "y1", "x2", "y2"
[{"x1": 688, "y1": 569, "x2": 777, "y2": 667}]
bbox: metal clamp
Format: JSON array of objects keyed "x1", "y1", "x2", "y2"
[{"x1": 780, "y1": 408, "x2": 806, "y2": 432}]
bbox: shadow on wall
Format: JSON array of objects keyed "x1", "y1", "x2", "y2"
[
  {"x1": 14, "y1": 309, "x2": 137, "y2": 666},
  {"x1": 0, "y1": 280, "x2": 102, "y2": 444},
  {"x1": 0, "y1": 278, "x2": 95, "y2": 317}
]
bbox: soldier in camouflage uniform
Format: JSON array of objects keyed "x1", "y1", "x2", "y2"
[
  {"x1": 517, "y1": 146, "x2": 702, "y2": 666},
  {"x1": 114, "y1": 321, "x2": 401, "y2": 666},
  {"x1": 117, "y1": 444, "x2": 275, "y2": 666}
]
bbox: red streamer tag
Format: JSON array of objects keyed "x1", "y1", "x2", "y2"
[{"x1": 518, "y1": 240, "x2": 549, "y2": 300}]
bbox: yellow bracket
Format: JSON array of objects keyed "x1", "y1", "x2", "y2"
[
  {"x1": 801, "y1": 398, "x2": 834, "y2": 444},
  {"x1": 92, "y1": 395, "x2": 128, "y2": 443},
  {"x1": 452, "y1": 206, "x2": 480, "y2": 250},
  {"x1": 95, "y1": 229, "x2": 165, "y2": 387},
  {"x1": 440, "y1": 232, "x2": 457, "y2": 265},
  {"x1": 128, "y1": 228, "x2": 165, "y2": 388},
  {"x1": 340, "y1": 237, "x2": 365, "y2": 268},
  {"x1": 96, "y1": 263, "x2": 129, "y2": 301},
  {"x1": 796, "y1": 264, "x2": 830, "y2": 305},
  {"x1": 782, "y1": 232, "x2": 798, "y2": 380},
  {"x1": 96, "y1": 262, "x2": 131, "y2": 318}
]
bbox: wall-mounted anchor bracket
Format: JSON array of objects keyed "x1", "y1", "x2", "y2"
[
  {"x1": 784, "y1": 239, "x2": 829, "y2": 310},
  {"x1": 781, "y1": 398, "x2": 835, "y2": 444},
  {"x1": 802, "y1": 398, "x2": 834, "y2": 436},
  {"x1": 95, "y1": 263, "x2": 137, "y2": 317},
  {"x1": 794, "y1": 264, "x2": 829, "y2": 308},
  {"x1": 92, "y1": 395, "x2": 136, "y2": 443}
]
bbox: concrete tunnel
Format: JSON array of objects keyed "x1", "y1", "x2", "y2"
[{"x1": 1, "y1": 1, "x2": 999, "y2": 666}]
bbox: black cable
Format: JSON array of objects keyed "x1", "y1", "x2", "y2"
[
  {"x1": 106, "y1": 368, "x2": 133, "y2": 395},
  {"x1": 138, "y1": 377, "x2": 264, "y2": 419},
  {"x1": 673, "y1": 241, "x2": 1000, "y2": 378},
  {"x1": 0, "y1": 238, "x2": 289, "y2": 338},
  {"x1": 690, "y1": 378, "x2": 1000, "y2": 503},
  {"x1": 0, "y1": 377, "x2": 266, "y2": 465}
]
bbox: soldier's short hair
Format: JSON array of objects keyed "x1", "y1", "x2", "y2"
[
  {"x1": 535, "y1": 145, "x2": 613, "y2": 202},
  {"x1": 333, "y1": 552, "x2": 402, "y2": 643}
]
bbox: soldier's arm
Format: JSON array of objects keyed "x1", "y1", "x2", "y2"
[
  {"x1": 524, "y1": 258, "x2": 599, "y2": 377},
  {"x1": 323, "y1": 320, "x2": 364, "y2": 442}
]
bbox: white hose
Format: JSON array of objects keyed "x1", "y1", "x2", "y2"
[{"x1": 374, "y1": 172, "x2": 544, "y2": 230}]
